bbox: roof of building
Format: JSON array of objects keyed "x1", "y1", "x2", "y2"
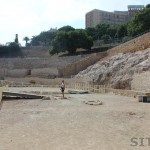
[{"x1": 128, "y1": 5, "x2": 144, "y2": 8}]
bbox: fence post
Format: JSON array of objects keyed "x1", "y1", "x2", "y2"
[
  {"x1": 99, "y1": 85, "x2": 101, "y2": 93},
  {"x1": 0, "y1": 87, "x2": 2, "y2": 101}
]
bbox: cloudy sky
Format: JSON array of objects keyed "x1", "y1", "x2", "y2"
[{"x1": 0, "y1": 0, "x2": 149, "y2": 46}]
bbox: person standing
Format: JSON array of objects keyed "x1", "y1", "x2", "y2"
[{"x1": 60, "y1": 80, "x2": 65, "y2": 98}]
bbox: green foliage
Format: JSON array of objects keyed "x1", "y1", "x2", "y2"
[
  {"x1": 116, "y1": 24, "x2": 127, "y2": 38},
  {"x1": 49, "y1": 47, "x2": 56, "y2": 55},
  {"x1": 86, "y1": 27, "x2": 97, "y2": 40},
  {"x1": 51, "y1": 31, "x2": 68, "y2": 54},
  {"x1": 30, "y1": 31, "x2": 56, "y2": 46},
  {"x1": 146, "y1": 4, "x2": 150, "y2": 8},
  {"x1": 23, "y1": 36, "x2": 30, "y2": 46},
  {"x1": 0, "y1": 42, "x2": 21, "y2": 57},
  {"x1": 107, "y1": 27, "x2": 117, "y2": 39},
  {"x1": 96, "y1": 24, "x2": 110, "y2": 39},
  {"x1": 58, "y1": 25, "x2": 75, "y2": 32},
  {"x1": 127, "y1": 7, "x2": 150, "y2": 36},
  {"x1": 50, "y1": 29, "x2": 93, "y2": 55},
  {"x1": 101, "y1": 34, "x2": 111, "y2": 43}
]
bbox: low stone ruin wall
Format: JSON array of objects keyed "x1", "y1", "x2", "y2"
[
  {"x1": 131, "y1": 71, "x2": 150, "y2": 92},
  {"x1": 0, "y1": 68, "x2": 58, "y2": 78},
  {"x1": 105, "y1": 88, "x2": 149, "y2": 97}
]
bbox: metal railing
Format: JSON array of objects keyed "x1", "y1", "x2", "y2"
[
  {"x1": 93, "y1": 29, "x2": 150, "y2": 47},
  {"x1": 0, "y1": 80, "x2": 106, "y2": 93},
  {"x1": 1, "y1": 80, "x2": 149, "y2": 98}
]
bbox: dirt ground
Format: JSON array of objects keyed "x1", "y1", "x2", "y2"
[{"x1": 0, "y1": 89, "x2": 150, "y2": 150}]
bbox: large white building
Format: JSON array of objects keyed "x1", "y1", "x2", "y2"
[{"x1": 85, "y1": 5, "x2": 144, "y2": 28}]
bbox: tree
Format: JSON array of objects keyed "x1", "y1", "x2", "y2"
[
  {"x1": 58, "y1": 25, "x2": 75, "y2": 32},
  {"x1": 107, "y1": 27, "x2": 117, "y2": 39},
  {"x1": 50, "y1": 29, "x2": 93, "y2": 55},
  {"x1": 30, "y1": 36, "x2": 40, "y2": 46},
  {"x1": 101, "y1": 34, "x2": 111, "y2": 43},
  {"x1": 0, "y1": 42, "x2": 21, "y2": 57},
  {"x1": 96, "y1": 23, "x2": 110, "y2": 40},
  {"x1": 8, "y1": 42, "x2": 20, "y2": 51},
  {"x1": 75, "y1": 29, "x2": 93, "y2": 50},
  {"x1": 146, "y1": 4, "x2": 150, "y2": 8},
  {"x1": 86, "y1": 27, "x2": 97, "y2": 40},
  {"x1": 127, "y1": 7, "x2": 150, "y2": 36},
  {"x1": 51, "y1": 31, "x2": 68, "y2": 54},
  {"x1": 15, "y1": 34, "x2": 19, "y2": 44},
  {"x1": 30, "y1": 31, "x2": 56, "y2": 46},
  {"x1": 116, "y1": 24, "x2": 127, "y2": 39},
  {"x1": 23, "y1": 36, "x2": 30, "y2": 47}
]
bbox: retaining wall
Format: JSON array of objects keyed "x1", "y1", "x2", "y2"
[
  {"x1": 58, "y1": 52, "x2": 107, "y2": 77},
  {"x1": 21, "y1": 46, "x2": 50, "y2": 57},
  {"x1": 0, "y1": 68, "x2": 58, "y2": 78}
]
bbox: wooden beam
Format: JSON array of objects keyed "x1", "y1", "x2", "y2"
[{"x1": 3, "y1": 91, "x2": 43, "y2": 99}]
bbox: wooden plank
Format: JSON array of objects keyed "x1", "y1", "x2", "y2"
[
  {"x1": 68, "y1": 90, "x2": 89, "y2": 94},
  {"x1": 0, "y1": 87, "x2": 2, "y2": 102},
  {"x1": 0, "y1": 87, "x2": 2, "y2": 110},
  {"x1": 3, "y1": 91, "x2": 44, "y2": 99}
]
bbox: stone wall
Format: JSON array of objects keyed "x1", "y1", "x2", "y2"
[
  {"x1": 21, "y1": 46, "x2": 50, "y2": 57},
  {"x1": 0, "y1": 55, "x2": 88, "y2": 78},
  {"x1": 58, "y1": 52, "x2": 107, "y2": 77},
  {"x1": 0, "y1": 68, "x2": 58, "y2": 78},
  {"x1": 0, "y1": 55, "x2": 88, "y2": 69},
  {"x1": 0, "y1": 58, "x2": 51, "y2": 69},
  {"x1": 131, "y1": 71, "x2": 150, "y2": 92},
  {"x1": 0, "y1": 69, "x2": 27, "y2": 78}
]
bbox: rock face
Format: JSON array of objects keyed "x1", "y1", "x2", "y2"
[{"x1": 75, "y1": 48, "x2": 150, "y2": 89}]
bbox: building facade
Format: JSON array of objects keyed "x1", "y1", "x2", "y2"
[{"x1": 86, "y1": 5, "x2": 144, "y2": 28}]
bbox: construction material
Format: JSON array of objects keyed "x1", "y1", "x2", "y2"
[
  {"x1": 68, "y1": 90, "x2": 88, "y2": 94},
  {"x1": 138, "y1": 95, "x2": 150, "y2": 103},
  {"x1": 3, "y1": 91, "x2": 43, "y2": 99}
]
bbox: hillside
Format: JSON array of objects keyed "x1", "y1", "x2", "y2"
[
  {"x1": 1, "y1": 32, "x2": 150, "y2": 85},
  {"x1": 75, "y1": 48, "x2": 150, "y2": 89}
]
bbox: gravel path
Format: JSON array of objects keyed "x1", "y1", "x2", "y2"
[{"x1": 0, "y1": 92, "x2": 150, "y2": 150}]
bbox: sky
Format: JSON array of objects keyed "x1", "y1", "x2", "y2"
[{"x1": 0, "y1": 0, "x2": 149, "y2": 46}]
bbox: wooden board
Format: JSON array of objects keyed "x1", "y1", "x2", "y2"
[
  {"x1": 3, "y1": 91, "x2": 43, "y2": 99},
  {"x1": 68, "y1": 90, "x2": 89, "y2": 94}
]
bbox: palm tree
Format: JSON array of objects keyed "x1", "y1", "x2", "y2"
[{"x1": 23, "y1": 36, "x2": 30, "y2": 47}]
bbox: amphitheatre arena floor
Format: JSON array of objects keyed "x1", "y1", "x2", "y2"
[{"x1": 0, "y1": 87, "x2": 150, "y2": 150}]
